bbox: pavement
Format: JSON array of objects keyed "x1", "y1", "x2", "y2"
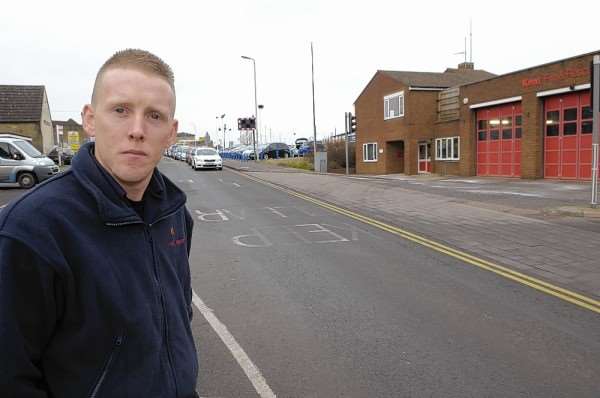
[{"x1": 224, "y1": 158, "x2": 600, "y2": 301}]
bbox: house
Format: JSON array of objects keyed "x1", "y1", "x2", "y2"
[
  {"x1": 355, "y1": 63, "x2": 495, "y2": 175},
  {"x1": 0, "y1": 85, "x2": 54, "y2": 153}
]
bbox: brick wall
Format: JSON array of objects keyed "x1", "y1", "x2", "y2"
[
  {"x1": 355, "y1": 72, "x2": 445, "y2": 175},
  {"x1": 355, "y1": 73, "x2": 407, "y2": 175},
  {"x1": 434, "y1": 119, "x2": 462, "y2": 175},
  {"x1": 461, "y1": 53, "x2": 595, "y2": 178},
  {"x1": 356, "y1": 51, "x2": 597, "y2": 178},
  {"x1": 0, "y1": 122, "x2": 43, "y2": 150}
]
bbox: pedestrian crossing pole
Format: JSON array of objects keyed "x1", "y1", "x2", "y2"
[
  {"x1": 344, "y1": 112, "x2": 350, "y2": 175},
  {"x1": 591, "y1": 55, "x2": 599, "y2": 208}
]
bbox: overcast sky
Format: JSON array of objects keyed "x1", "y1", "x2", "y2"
[{"x1": 2, "y1": 0, "x2": 599, "y2": 146}]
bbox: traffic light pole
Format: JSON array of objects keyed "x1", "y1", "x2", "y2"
[
  {"x1": 591, "y1": 55, "x2": 599, "y2": 208},
  {"x1": 345, "y1": 112, "x2": 350, "y2": 175}
]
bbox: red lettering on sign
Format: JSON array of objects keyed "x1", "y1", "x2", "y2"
[{"x1": 521, "y1": 67, "x2": 589, "y2": 89}]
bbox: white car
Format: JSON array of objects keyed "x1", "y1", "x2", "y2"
[{"x1": 191, "y1": 147, "x2": 223, "y2": 170}]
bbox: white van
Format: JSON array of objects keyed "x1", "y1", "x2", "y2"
[{"x1": 0, "y1": 135, "x2": 60, "y2": 188}]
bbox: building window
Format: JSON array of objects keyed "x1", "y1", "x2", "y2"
[
  {"x1": 435, "y1": 137, "x2": 460, "y2": 160},
  {"x1": 363, "y1": 142, "x2": 378, "y2": 162},
  {"x1": 384, "y1": 91, "x2": 404, "y2": 120}
]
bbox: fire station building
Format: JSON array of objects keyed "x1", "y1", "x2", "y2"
[{"x1": 355, "y1": 50, "x2": 598, "y2": 180}]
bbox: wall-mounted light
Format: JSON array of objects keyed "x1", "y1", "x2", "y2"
[{"x1": 489, "y1": 119, "x2": 500, "y2": 126}]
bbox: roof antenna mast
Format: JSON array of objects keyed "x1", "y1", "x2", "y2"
[{"x1": 469, "y1": 18, "x2": 473, "y2": 63}]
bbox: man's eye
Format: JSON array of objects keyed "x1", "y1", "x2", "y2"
[
  {"x1": 115, "y1": 107, "x2": 125, "y2": 114},
  {"x1": 150, "y1": 112, "x2": 162, "y2": 120}
]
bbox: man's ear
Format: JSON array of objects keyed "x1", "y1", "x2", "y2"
[
  {"x1": 168, "y1": 119, "x2": 178, "y2": 146},
  {"x1": 82, "y1": 104, "x2": 96, "y2": 138}
]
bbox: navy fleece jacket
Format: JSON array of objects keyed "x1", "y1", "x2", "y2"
[{"x1": 0, "y1": 142, "x2": 198, "y2": 397}]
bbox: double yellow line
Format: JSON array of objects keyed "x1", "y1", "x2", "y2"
[{"x1": 232, "y1": 169, "x2": 600, "y2": 315}]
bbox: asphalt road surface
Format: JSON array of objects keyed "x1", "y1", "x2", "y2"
[
  {"x1": 155, "y1": 158, "x2": 600, "y2": 398},
  {"x1": 2, "y1": 161, "x2": 597, "y2": 397}
]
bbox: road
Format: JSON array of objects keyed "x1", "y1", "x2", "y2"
[
  {"x1": 159, "y1": 158, "x2": 600, "y2": 398},
  {"x1": 0, "y1": 160, "x2": 598, "y2": 397}
]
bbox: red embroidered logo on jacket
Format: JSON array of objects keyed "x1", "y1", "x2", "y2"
[{"x1": 169, "y1": 226, "x2": 185, "y2": 247}]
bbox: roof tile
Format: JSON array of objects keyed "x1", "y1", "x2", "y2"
[{"x1": 0, "y1": 85, "x2": 45, "y2": 122}]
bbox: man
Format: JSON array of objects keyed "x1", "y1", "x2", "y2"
[{"x1": 0, "y1": 49, "x2": 199, "y2": 397}]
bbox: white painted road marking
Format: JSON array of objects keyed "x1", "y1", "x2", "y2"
[
  {"x1": 462, "y1": 189, "x2": 544, "y2": 198},
  {"x1": 232, "y1": 182, "x2": 241, "y2": 188},
  {"x1": 222, "y1": 209, "x2": 246, "y2": 220},
  {"x1": 232, "y1": 228, "x2": 273, "y2": 247},
  {"x1": 265, "y1": 207, "x2": 287, "y2": 218},
  {"x1": 195, "y1": 209, "x2": 230, "y2": 222},
  {"x1": 192, "y1": 290, "x2": 276, "y2": 398},
  {"x1": 296, "y1": 223, "x2": 349, "y2": 243}
]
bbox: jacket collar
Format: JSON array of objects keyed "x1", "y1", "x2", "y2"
[{"x1": 71, "y1": 142, "x2": 187, "y2": 224}]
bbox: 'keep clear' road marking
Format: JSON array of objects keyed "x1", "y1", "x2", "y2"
[
  {"x1": 192, "y1": 290, "x2": 276, "y2": 398},
  {"x1": 232, "y1": 182, "x2": 241, "y2": 188}
]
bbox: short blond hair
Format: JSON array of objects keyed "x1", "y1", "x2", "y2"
[{"x1": 91, "y1": 49, "x2": 176, "y2": 106}]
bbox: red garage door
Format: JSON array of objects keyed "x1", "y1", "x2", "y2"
[
  {"x1": 544, "y1": 91, "x2": 593, "y2": 179},
  {"x1": 477, "y1": 103, "x2": 522, "y2": 177}
]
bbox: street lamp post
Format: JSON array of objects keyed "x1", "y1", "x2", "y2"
[
  {"x1": 220, "y1": 114, "x2": 226, "y2": 152},
  {"x1": 241, "y1": 55, "x2": 258, "y2": 161}
]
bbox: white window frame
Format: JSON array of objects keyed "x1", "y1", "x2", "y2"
[
  {"x1": 362, "y1": 142, "x2": 378, "y2": 162},
  {"x1": 435, "y1": 137, "x2": 460, "y2": 161},
  {"x1": 383, "y1": 91, "x2": 404, "y2": 120}
]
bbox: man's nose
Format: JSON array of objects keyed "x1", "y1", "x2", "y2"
[{"x1": 128, "y1": 113, "x2": 146, "y2": 141}]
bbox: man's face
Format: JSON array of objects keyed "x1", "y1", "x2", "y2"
[{"x1": 82, "y1": 67, "x2": 177, "y2": 194}]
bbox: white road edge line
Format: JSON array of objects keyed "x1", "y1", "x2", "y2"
[{"x1": 192, "y1": 290, "x2": 276, "y2": 398}]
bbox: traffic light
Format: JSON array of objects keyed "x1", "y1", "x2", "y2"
[
  {"x1": 350, "y1": 114, "x2": 357, "y2": 134},
  {"x1": 237, "y1": 117, "x2": 257, "y2": 130}
]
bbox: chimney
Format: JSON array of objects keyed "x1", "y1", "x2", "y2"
[{"x1": 458, "y1": 62, "x2": 474, "y2": 70}]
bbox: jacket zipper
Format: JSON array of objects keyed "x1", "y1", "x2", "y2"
[
  {"x1": 105, "y1": 221, "x2": 141, "y2": 227},
  {"x1": 105, "y1": 209, "x2": 183, "y2": 396},
  {"x1": 89, "y1": 335, "x2": 123, "y2": 398},
  {"x1": 146, "y1": 223, "x2": 179, "y2": 397}
]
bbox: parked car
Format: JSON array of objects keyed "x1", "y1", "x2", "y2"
[
  {"x1": 191, "y1": 147, "x2": 223, "y2": 170},
  {"x1": 176, "y1": 146, "x2": 189, "y2": 161},
  {"x1": 0, "y1": 136, "x2": 59, "y2": 188},
  {"x1": 166, "y1": 144, "x2": 179, "y2": 158},
  {"x1": 246, "y1": 144, "x2": 267, "y2": 160},
  {"x1": 260, "y1": 142, "x2": 290, "y2": 160},
  {"x1": 47, "y1": 146, "x2": 74, "y2": 165},
  {"x1": 298, "y1": 141, "x2": 325, "y2": 156},
  {"x1": 294, "y1": 137, "x2": 309, "y2": 149},
  {"x1": 185, "y1": 147, "x2": 196, "y2": 165}
]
